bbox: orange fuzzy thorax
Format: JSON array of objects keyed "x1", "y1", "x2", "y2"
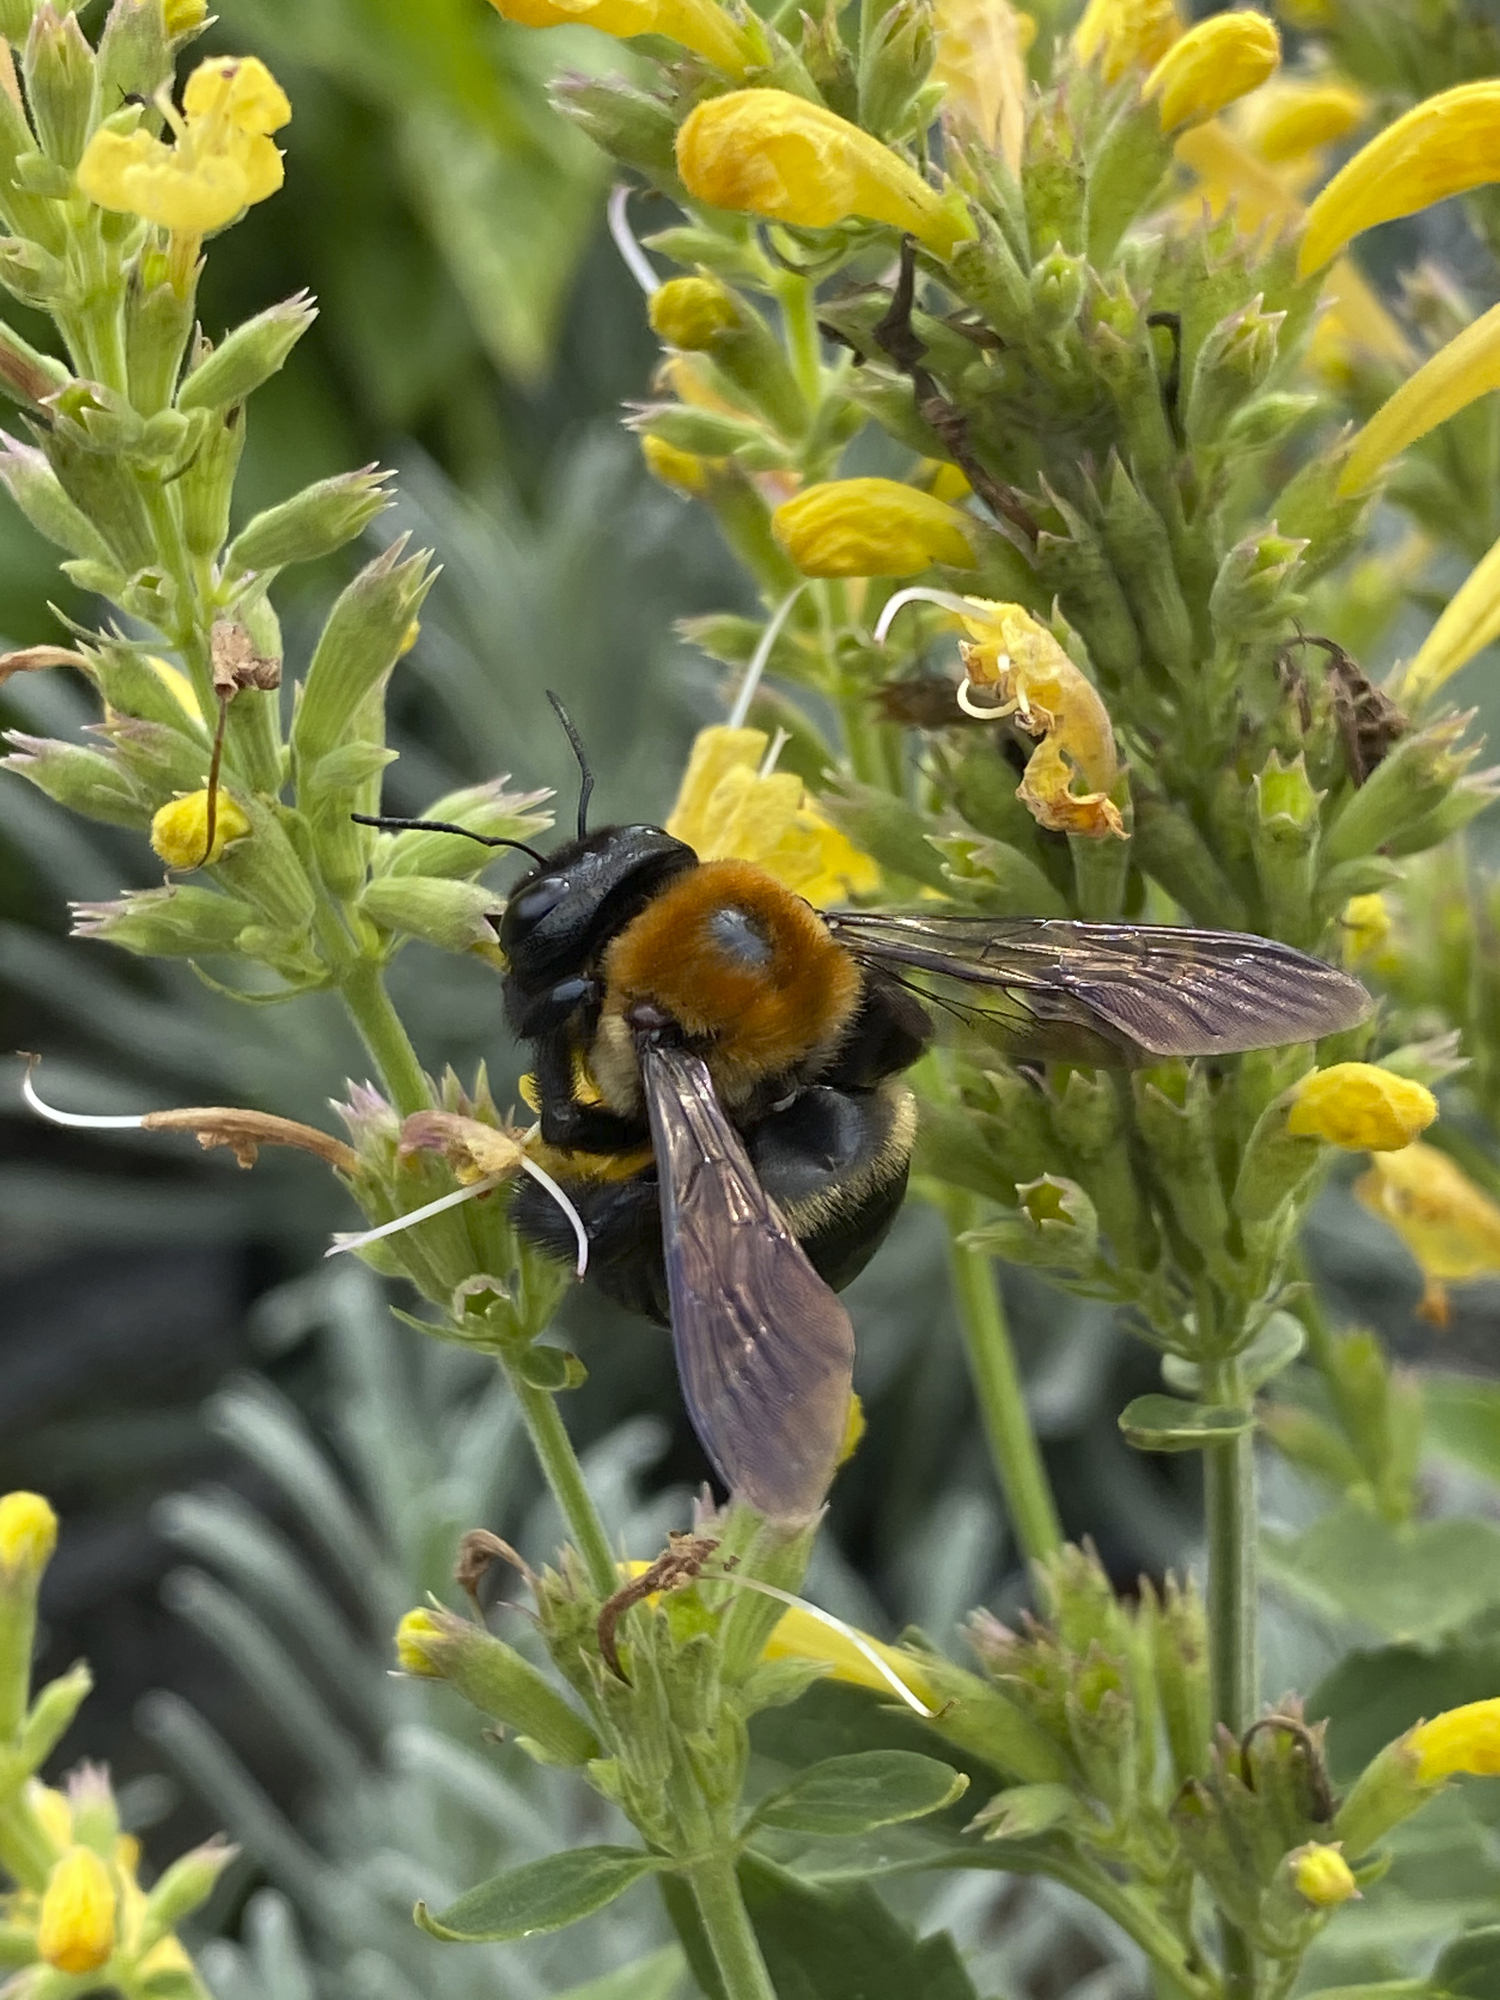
[{"x1": 593, "y1": 860, "x2": 861, "y2": 1111}]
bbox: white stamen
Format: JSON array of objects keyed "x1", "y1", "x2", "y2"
[
  {"x1": 957, "y1": 668, "x2": 1011, "y2": 719},
  {"x1": 709, "y1": 1572, "x2": 938, "y2": 1718},
  {"x1": 873, "y1": 586, "x2": 977, "y2": 648},
  {"x1": 608, "y1": 185, "x2": 660, "y2": 298},
  {"x1": 757, "y1": 726, "x2": 791, "y2": 780},
  {"x1": 727, "y1": 585, "x2": 806, "y2": 731},
  {"x1": 327, "y1": 1154, "x2": 591, "y2": 1281},
  {"x1": 23, "y1": 1065, "x2": 147, "y2": 1129}
]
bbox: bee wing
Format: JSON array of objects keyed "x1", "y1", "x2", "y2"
[
  {"x1": 828, "y1": 913, "x2": 1370, "y2": 1063},
  {"x1": 639, "y1": 1041, "x2": 855, "y2": 1522}
]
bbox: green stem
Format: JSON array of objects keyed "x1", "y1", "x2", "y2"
[
  {"x1": 1201, "y1": 1355, "x2": 1258, "y2": 2000},
  {"x1": 505, "y1": 1364, "x2": 617, "y2": 1599},
  {"x1": 337, "y1": 956, "x2": 431, "y2": 1117},
  {"x1": 685, "y1": 1852, "x2": 777, "y2": 2000},
  {"x1": 942, "y1": 1190, "x2": 1063, "y2": 1561},
  {"x1": 777, "y1": 270, "x2": 821, "y2": 409}
]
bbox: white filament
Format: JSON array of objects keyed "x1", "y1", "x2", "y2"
[
  {"x1": 756, "y1": 726, "x2": 790, "y2": 779},
  {"x1": 23, "y1": 1066, "x2": 147, "y2": 1129},
  {"x1": 328, "y1": 1154, "x2": 591, "y2": 1280},
  {"x1": 711, "y1": 1573, "x2": 938, "y2": 1717},
  {"x1": 607, "y1": 184, "x2": 660, "y2": 298},
  {"x1": 873, "y1": 585, "x2": 976, "y2": 648},
  {"x1": 956, "y1": 670, "x2": 1011, "y2": 718},
  {"x1": 727, "y1": 585, "x2": 806, "y2": 730}
]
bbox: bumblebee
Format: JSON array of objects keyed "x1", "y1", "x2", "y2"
[{"x1": 359, "y1": 709, "x2": 1370, "y2": 1523}]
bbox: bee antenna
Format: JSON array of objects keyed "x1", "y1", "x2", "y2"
[
  {"x1": 350, "y1": 814, "x2": 548, "y2": 868},
  {"x1": 545, "y1": 689, "x2": 595, "y2": 841}
]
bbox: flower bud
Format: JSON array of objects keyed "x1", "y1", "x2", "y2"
[
  {"x1": 1251, "y1": 750, "x2": 1321, "y2": 944},
  {"x1": 859, "y1": 0, "x2": 937, "y2": 143},
  {"x1": 967, "y1": 1174, "x2": 1100, "y2": 1271},
  {"x1": 360, "y1": 875, "x2": 503, "y2": 956},
  {"x1": 99, "y1": 715, "x2": 211, "y2": 800},
  {"x1": 947, "y1": 208, "x2": 1031, "y2": 344},
  {"x1": 1184, "y1": 301, "x2": 1285, "y2": 453},
  {"x1": 1031, "y1": 518, "x2": 1143, "y2": 690},
  {"x1": 3, "y1": 732, "x2": 148, "y2": 827},
  {"x1": 290, "y1": 538, "x2": 436, "y2": 772},
  {"x1": 1143, "y1": 10, "x2": 1279, "y2": 134},
  {"x1": 1208, "y1": 530, "x2": 1307, "y2": 640},
  {"x1": 177, "y1": 401, "x2": 247, "y2": 559},
  {"x1": 70, "y1": 883, "x2": 257, "y2": 956},
  {"x1": 24, "y1": 6, "x2": 97, "y2": 169},
  {"x1": 641, "y1": 433, "x2": 718, "y2": 495},
  {"x1": 0, "y1": 318, "x2": 69, "y2": 408},
  {"x1": 0, "y1": 234, "x2": 67, "y2": 306},
  {"x1": 394, "y1": 1606, "x2": 601, "y2": 1765},
  {"x1": 19, "y1": 1661, "x2": 91, "y2": 1770},
  {"x1": 551, "y1": 72, "x2": 680, "y2": 178},
  {"x1": 649, "y1": 277, "x2": 807, "y2": 437},
  {"x1": 1135, "y1": 1063, "x2": 1234, "y2": 1262},
  {"x1": 773, "y1": 477, "x2": 977, "y2": 577},
  {"x1": 676, "y1": 89, "x2": 974, "y2": 260},
  {"x1": 631, "y1": 400, "x2": 773, "y2": 461},
  {"x1": 140, "y1": 1837, "x2": 236, "y2": 1945},
  {"x1": 1286, "y1": 1063, "x2": 1436, "y2": 1153},
  {"x1": 43, "y1": 420, "x2": 158, "y2": 571},
  {"x1": 1324, "y1": 714, "x2": 1479, "y2": 864},
  {"x1": 37, "y1": 1846, "x2": 115, "y2": 1973},
  {"x1": 225, "y1": 464, "x2": 394, "y2": 575},
  {"x1": 0, "y1": 435, "x2": 114, "y2": 564},
  {"x1": 149, "y1": 788, "x2": 252, "y2": 868},
  {"x1": 1028, "y1": 245, "x2": 1086, "y2": 335},
  {"x1": 178, "y1": 291, "x2": 318, "y2": 411},
  {"x1": 1290, "y1": 1840, "x2": 1358, "y2": 1909},
  {"x1": 1072, "y1": 0, "x2": 1180, "y2": 82},
  {"x1": 96, "y1": 0, "x2": 173, "y2": 111},
  {"x1": 0, "y1": 1491, "x2": 56, "y2": 1585}
]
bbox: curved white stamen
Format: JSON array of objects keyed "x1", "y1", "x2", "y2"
[
  {"x1": 608, "y1": 185, "x2": 660, "y2": 298},
  {"x1": 873, "y1": 586, "x2": 978, "y2": 648},
  {"x1": 23, "y1": 1065, "x2": 147, "y2": 1129},
  {"x1": 757, "y1": 726, "x2": 790, "y2": 780},
  {"x1": 327, "y1": 1155, "x2": 591, "y2": 1281},
  {"x1": 727, "y1": 585, "x2": 806, "y2": 731},
  {"x1": 708, "y1": 1572, "x2": 937, "y2": 1718},
  {"x1": 957, "y1": 669, "x2": 1011, "y2": 719}
]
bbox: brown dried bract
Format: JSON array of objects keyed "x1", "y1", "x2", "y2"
[
  {"x1": 455, "y1": 1529, "x2": 534, "y2": 1612},
  {"x1": 596, "y1": 1533, "x2": 721, "y2": 1683},
  {"x1": 0, "y1": 645, "x2": 88, "y2": 685},
  {"x1": 140, "y1": 1105, "x2": 357, "y2": 1173},
  {"x1": 211, "y1": 618, "x2": 281, "y2": 695}
]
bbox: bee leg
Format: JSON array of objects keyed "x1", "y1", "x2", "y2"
[{"x1": 530, "y1": 1030, "x2": 645, "y2": 1154}]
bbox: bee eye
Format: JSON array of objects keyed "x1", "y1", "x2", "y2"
[{"x1": 507, "y1": 875, "x2": 568, "y2": 936}]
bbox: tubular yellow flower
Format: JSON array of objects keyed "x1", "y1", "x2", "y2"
[
  {"x1": 1341, "y1": 892, "x2": 1391, "y2": 966},
  {"x1": 487, "y1": 0, "x2": 760, "y2": 75},
  {"x1": 1240, "y1": 77, "x2": 1366, "y2": 163},
  {"x1": 1143, "y1": 11, "x2": 1280, "y2": 135},
  {"x1": 1291, "y1": 1841, "x2": 1358, "y2": 1908},
  {"x1": 1341, "y1": 301, "x2": 1500, "y2": 496},
  {"x1": 666, "y1": 725, "x2": 880, "y2": 906},
  {"x1": 1401, "y1": 528, "x2": 1500, "y2": 705},
  {"x1": 1286, "y1": 1063, "x2": 1437, "y2": 1152},
  {"x1": 933, "y1": 0, "x2": 1029, "y2": 170},
  {"x1": 641, "y1": 433, "x2": 718, "y2": 495},
  {"x1": 761, "y1": 1600, "x2": 938, "y2": 1703},
  {"x1": 395, "y1": 1609, "x2": 446, "y2": 1677},
  {"x1": 1354, "y1": 1141, "x2": 1500, "y2": 1324},
  {"x1": 0, "y1": 1490, "x2": 57, "y2": 1580},
  {"x1": 149, "y1": 789, "x2": 252, "y2": 868},
  {"x1": 1072, "y1": 0, "x2": 1181, "y2": 82},
  {"x1": 37, "y1": 1847, "x2": 116, "y2": 1976},
  {"x1": 1300, "y1": 82, "x2": 1500, "y2": 277},
  {"x1": 77, "y1": 54, "x2": 289, "y2": 236},
  {"x1": 772, "y1": 478, "x2": 978, "y2": 578},
  {"x1": 675, "y1": 90, "x2": 974, "y2": 259},
  {"x1": 1409, "y1": 1698, "x2": 1500, "y2": 1783}
]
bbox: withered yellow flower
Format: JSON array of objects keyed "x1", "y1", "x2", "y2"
[
  {"x1": 0, "y1": 1489, "x2": 57, "y2": 1579},
  {"x1": 666, "y1": 725, "x2": 879, "y2": 906},
  {"x1": 1341, "y1": 300, "x2": 1500, "y2": 496},
  {"x1": 1143, "y1": 11, "x2": 1280, "y2": 134},
  {"x1": 1355, "y1": 1141, "x2": 1500, "y2": 1324},
  {"x1": 1072, "y1": 0, "x2": 1181, "y2": 82},
  {"x1": 1286, "y1": 1063, "x2": 1437, "y2": 1152},
  {"x1": 933, "y1": 0, "x2": 1029, "y2": 171},
  {"x1": 37, "y1": 1847, "x2": 116, "y2": 1975},
  {"x1": 1300, "y1": 81, "x2": 1500, "y2": 276},
  {"x1": 675, "y1": 90, "x2": 974, "y2": 259},
  {"x1": 1401, "y1": 528, "x2": 1500, "y2": 705},
  {"x1": 641, "y1": 433, "x2": 718, "y2": 496},
  {"x1": 1410, "y1": 1698, "x2": 1500, "y2": 1782},
  {"x1": 957, "y1": 601, "x2": 1125, "y2": 839},
  {"x1": 488, "y1": 0, "x2": 760, "y2": 74},
  {"x1": 77, "y1": 55, "x2": 289, "y2": 236},
  {"x1": 150, "y1": 788, "x2": 252, "y2": 868},
  {"x1": 772, "y1": 478, "x2": 978, "y2": 578},
  {"x1": 1291, "y1": 1842, "x2": 1358, "y2": 1908}
]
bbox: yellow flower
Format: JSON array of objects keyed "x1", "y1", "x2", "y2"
[
  {"x1": 1072, "y1": 0, "x2": 1181, "y2": 82},
  {"x1": 145, "y1": 655, "x2": 201, "y2": 723},
  {"x1": 37, "y1": 1847, "x2": 116, "y2": 1975},
  {"x1": 1143, "y1": 12, "x2": 1280, "y2": 135},
  {"x1": 1410, "y1": 1698, "x2": 1500, "y2": 1783},
  {"x1": 1341, "y1": 892, "x2": 1391, "y2": 966},
  {"x1": 933, "y1": 0, "x2": 1029, "y2": 171},
  {"x1": 1286, "y1": 1063, "x2": 1437, "y2": 1152},
  {"x1": 772, "y1": 478, "x2": 978, "y2": 578},
  {"x1": 649, "y1": 275, "x2": 739, "y2": 350},
  {"x1": 1341, "y1": 301, "x2": 1500, "y2": 495},
  {"x1": 487, "y1": 0, "x2": 760, "y2": 74},
  {"x1": 1354, "y1": 1141, "x2": 1500, "y2": 1324},
  {"x1": 164, "y1": 0, "x2": 209, "y2": 29},
  {"x1": 77, "y1": 54, "x2": 289, "y2": 237},
  {"x1": 394, "y1": 1609, "x2": 446, "y2": 1677},
  {"x1": 1239, "y1": 77, "x2": 1366, "y2": 163},
  {"x1": 666, "y1": 725, "x2": 880, "y2": 906},
  {"x1": 1291, "y1": 1841, "x2": 1358, "y2": 1908},
  {"x1": 0, "y1": 1490, "x2": 57, "y2": 1580},
  {"x1": 149, "y1": 788, "x2": 252, "y2": 869},
  {"x1": 956, "y1": 601, "x2": 1125, "y2": 839},
  {"x1": 1300, "y1": 82, "x2": 1500, "y2": 277},
  {"x1": 1401, "y1": 527, "x2": 1500, "y2": 705},
  {"x1": 761, "y1": 1599, "x2": 938, "y2": 1703},
  {"x1": 675, "y1": 90, "x2": 974, "y2": 259},
  {"x1": 641, "y1": 434, "x2": 718, "y2": 496}
]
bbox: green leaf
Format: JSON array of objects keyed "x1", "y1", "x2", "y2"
[
  {"x1": 414, "y1": 1846, "x2": 669, "y2": 1942},
  {"x1": 1163, "y1": 1311, "x2": 1306, "y2": 1396},
  {"x1": 1424, "y1": 1374, "x2": 1500, "y2": 1487},
  {"x1": 554, "y1": 1947, "x2": 686, "y2": 2000},
  {"x1": 1265, "y1": 1502, "x2": 1500, "y2": 1643},
  {"x1": 750, "y1": 1750, "x2": 968, "y2": 1837},
  {"x1": 1119, "y1": 1395, "x2": 1253, "y2": 1452},
  {"x1": 1434, "y1": 1925, "x2": 1500, "y2": 2000}
]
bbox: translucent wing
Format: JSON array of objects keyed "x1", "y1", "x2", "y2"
[
  {"x1": 828, "y1": 913, "x2": 1370, "y2": 1063},
  {"x1": 639, "y1": 1041, "x2": 855, "y2": 1522}
]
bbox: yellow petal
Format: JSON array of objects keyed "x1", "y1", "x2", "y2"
[
  {"x1": 676, "y1": 89, "x2": 973, "y2": 258},
  {"x1": 146, "y1": 656, "x2": 202, "y2": 722},
  {"x1": 1401, "y1": 527, "x2": 1500, "y2": 704},
  {"x1": 119, "y1": 151, "x2": 250, "y2": 233},
  {"x1": 394, "y1": 1608, "x2": 446, "y2": 1677},
  {"x1": 1354, "y1": 1141, "x2": 1500, "y2": 1283},
  {"x1": 641, "y1": 433, "x2": 717, "y2": 495},
  {"x1": 933, "y1": 0, "x2": 1028, "y2": 170},
  {"x1": 1410, "y1": 1698, "x2": 1500, "y2": 1783},
  {"x1": 761, "y1": 1600, "x2": 938, "y2": 1702},
  {"x1": 1340, "y1": 892, "x2": 1390, "y2": 965},
  {"x1": 1239, "y1": 77, "x2": 1366, "y2": 163},
  {"x1": 1144, "y1": 11, "x2": 1280, "y2": 135},
  {"x1": 183, "y1": 54, "x2": 291, "y2": 134},
  {"x1": 772, "y1": 477, "x2": 978, "y2": 577},
  {"x1": 1341, "y1": 300, "x2": 1500, "y2": 495},
  {"x1": 150, "y1": 788, "x2": 252, "y2": 868},
  {"x1": 38, "y1": 1848, "x2": 116, "y2": 1976},
  {"x1": 76, "y1": 127, "x2": 175, "y2": 214},
  {"x1": 1072, "y1": 0, "x2": 1181, "y2": 82},
  {"x1": 1291, "y1": 1842, "x2": 1358, "y2": 1908},
  {"x1": 489, "y1": 0, "x2": 757, "y2": 74},
  {"x1": 228, "y1": 128, "x2": 286, "y2": 208},
  {"x1": 1286, "y1": 1063, "x2": 1437, "y2": 1152},
  {"x1": 1300, "y1": 81, "x2": 1500, "y2": 276},
  {"x1": 665, "y1": 724, "x2": 770, "y2": 853},
  {"x1": 0, "y1": 1490, "x2": 57, "y2": 1580}
]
